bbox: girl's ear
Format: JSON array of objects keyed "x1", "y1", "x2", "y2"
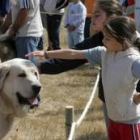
[{"x1": 122, "y1": 40, "x2": 128, "y2": 51}]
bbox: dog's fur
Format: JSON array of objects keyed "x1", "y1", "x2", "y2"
[
  {"x1": 0, "y1": 41, "x2": 16, "y2": 62},
  {"x1": 0, "y1": 58, "x2": 41, "y2": 140}
]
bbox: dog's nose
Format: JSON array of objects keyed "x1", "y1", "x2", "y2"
[{"x1": 32, "y1": 85, "x2": 41, "y2": 95}]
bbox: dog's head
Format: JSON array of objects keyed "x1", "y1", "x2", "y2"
[{"x1": 0, "y1": 58, "x2": 41, "y2": 117}]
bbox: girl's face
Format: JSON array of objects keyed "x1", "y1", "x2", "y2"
[
  {"x1": 102, "y1": 32, "x2": 123, "y2": 52},
  {"x1": 91, "y1": 3, "x2": 107, "y2": 32}
]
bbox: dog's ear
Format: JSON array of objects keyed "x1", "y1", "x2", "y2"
[{"x1": 0, "y1": 65, "x2": 10, "y2": 89}]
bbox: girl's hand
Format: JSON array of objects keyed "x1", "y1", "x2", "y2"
[
  {"x1": 68, "y1": 25, "x2": 76, "y2": 31},
  {"x1": 133, "y1": 93, "x2": 140, "y2": 105},
  {"x1": 25, "y1": 51, "x2": 45, "y2": 58}
]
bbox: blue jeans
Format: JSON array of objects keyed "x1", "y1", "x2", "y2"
[
  {"x1": 67, "y1": 31, "x2": 84, "y2": 48},
  {"x1": 15, "y1": 37, "x2": 42, "y2": 64}
]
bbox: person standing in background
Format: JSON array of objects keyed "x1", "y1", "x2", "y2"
[
  {"x1": 6, "y1": 0, "x2": 44, "y2": 64},
  {"x1": 81, "y1": 0, "x2": 95, "y2": 38},
  {"x1": 65, "y1": 0, "x2": 87, "y2": 48},
  {"x1": 40, "y1": 0, "x2": 67, "y2": 51},
  {"x1": 0, "y1": 0, "x2": 11, "y2": 27},
  {"x1": 134, "y1": 0, "x2": 140, "y2": 32},
  {"x1": 120, "y1": 0, "x2": 135, "y2": 18},
  {"x1": 120, "y1": 0, "x2": 140, "y2": 35}
]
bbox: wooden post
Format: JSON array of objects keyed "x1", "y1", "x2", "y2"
[{"x1": 65, "y1": 106, "x2": 74, "y2": 139}]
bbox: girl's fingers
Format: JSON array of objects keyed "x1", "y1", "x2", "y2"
[
  {"x1": 25, "y1": 52, "x2": 34, "y2": 57},
  {"x1": 25, "y1": 51, "x2": 44, "y2": 57}
]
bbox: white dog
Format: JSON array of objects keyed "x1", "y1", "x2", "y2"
[{"x1": 0, "y1": 58, "x2": 41, "y2": 140}]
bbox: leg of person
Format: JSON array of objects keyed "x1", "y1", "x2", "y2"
[
  {"x1": 40, "y1": 12, "x2": 52, "y2": 51},
  {"x1": 46, "y1": 14, "x2": 53, "y2": 50},
  {"x1": 67, "y1": 31, "x2": 75, "y2": 48},
  {"x1": 46, "y1": 14, "x2": 63, "y2": 50},
  {"x1": 108, "y1": 119, "x2": 140, "y2": 140},
  {"x1": 73, "y1": 32, "x2": 84, "y2": 47},
  {"x1": 15, "y1": 37, "x2": 40, "y2": 64},
  {"x1": 37, "y1": 36, "x2": 44, "y2": 50},
  {"x1": 102, "y1": 103, "x2": 109, "y2": 130}
]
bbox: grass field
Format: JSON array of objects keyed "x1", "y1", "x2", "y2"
[{"x1": 7, "y1": 23, "x2": 108, "y2": 140}]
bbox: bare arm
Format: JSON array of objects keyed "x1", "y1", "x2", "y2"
[
  {"x1": 0, "y1": 11, "x2": 12, "y2": 33},
  {"x1": 25, "y1": 49, "x2": 86, "y2": 60},
  {"x1": 9, "y1": 8, "x2": 29, "y2": 36}
]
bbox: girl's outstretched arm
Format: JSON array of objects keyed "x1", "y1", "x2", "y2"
[{"x1": 25, "y1": 49, "x2": 86, "y2": 60}]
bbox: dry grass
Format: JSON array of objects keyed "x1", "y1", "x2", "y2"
[{"x1": 7, "y1": 22, "x2": 107, "y2": 140}]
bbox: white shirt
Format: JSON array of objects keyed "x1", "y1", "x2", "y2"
[
  {"x1": 11, "y1": 0, "x2": 43, "y2": 37},
  {"x1": 64, "y1": 1, "x2": 87, "y2": 33}
]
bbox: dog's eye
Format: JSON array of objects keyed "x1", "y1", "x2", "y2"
[
  {"x1": 34, "y1": 72, "x2": 38, "y2": 77},
  {"x1": 18, "y1": 73, "x2": 26, "y2": 77}
]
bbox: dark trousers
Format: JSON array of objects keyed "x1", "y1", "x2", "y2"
[{"x1": 46, "y1": 14, "x2": 63, "y2": 50}]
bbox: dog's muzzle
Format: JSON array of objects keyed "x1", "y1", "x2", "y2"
[{"x1": 16, "y1": 84, "x2": 41, "y2": 108}]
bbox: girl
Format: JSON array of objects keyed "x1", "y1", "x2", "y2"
[
  {"x1": 33, "y1": 0, "x2": 124, "y2": 129},
  {"x1": 33, "y1": 0, "x2": 123, "y2": 130},
  {"x1": 26, "y1": 0, "x2": 140, "y2": 130},
  {"x1": 26, "y1": 16, "x2": 140, "y2": 140},
  {"x1": 64, "y1": 0, "x2": 86, "y2": 48}
]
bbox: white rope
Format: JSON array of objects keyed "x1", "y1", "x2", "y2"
[
  {"x1": 76, "y1": 71, "x2": 100, "y2": 126},
  {"x1": 68, "y1": 122, "x2": 76, "y2": 140},
  {"x1": 40, "y1": 11, "x2": 64, "y2": 15},
  {"x1": 67, "y1": 69, "x2": 100, "y2": 140},
  {"x1": 40, "y1": 11, "x2": 92, "y2": 16}
]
